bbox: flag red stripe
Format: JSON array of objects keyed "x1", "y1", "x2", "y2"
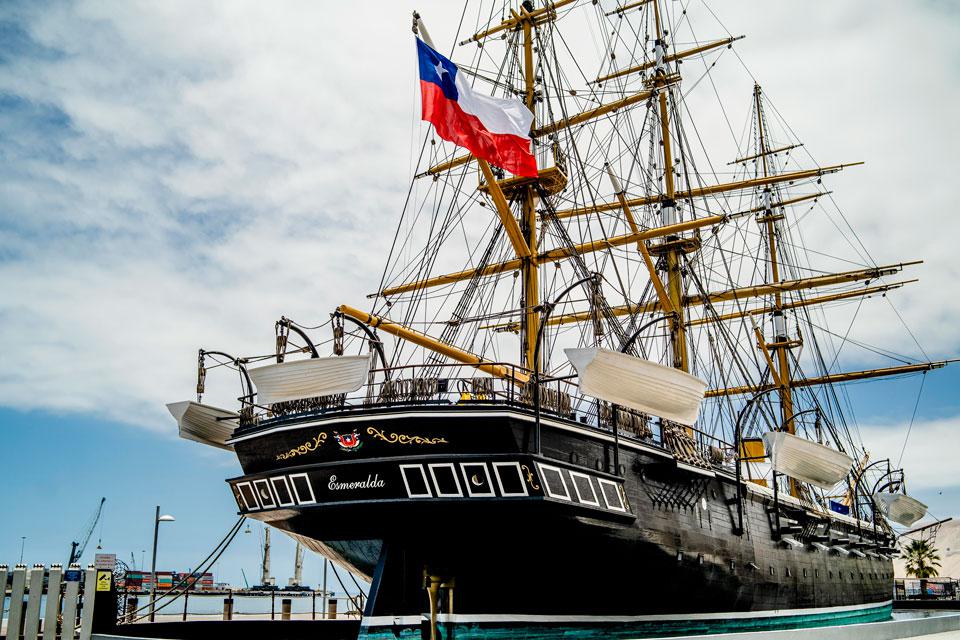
[{"x1": 421, "y1": 80, "x2": 537, "y2": 178}]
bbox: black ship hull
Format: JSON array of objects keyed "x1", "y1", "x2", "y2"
[{"x1": 226, "y1": 405, "x2": 894, "y2": 639}]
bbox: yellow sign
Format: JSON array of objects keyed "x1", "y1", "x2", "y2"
[{"x1": 96, "y1": 570, "x2": 112, "y2": 592}]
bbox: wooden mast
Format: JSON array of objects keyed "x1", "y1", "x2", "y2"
[
  {"x1": 651, "y1": 0, "x2": 688, "y2": 371},
  {"x1": 520, "y1": 3, "x2": 540, "y2": 371},
  {"x1": 753, "y1": 84, "x2": 797, "y2": 497},
  {"x1": 754, "y1": 83, "x2": 797, "y2": 496}
]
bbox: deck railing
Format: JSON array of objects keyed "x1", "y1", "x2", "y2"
[{"x1": 233, "y1": 362, "x2": 733, "y2": 469}]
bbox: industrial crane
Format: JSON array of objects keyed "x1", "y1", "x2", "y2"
[
  {"x1": 288, "y1": 542, "x2": 306, "y2": 589},
  {"x1": 67, "y1": 497, "x2": 106, "y2": 566}
]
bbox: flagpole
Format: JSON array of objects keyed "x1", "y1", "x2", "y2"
[{"x1": 412, "y1": 11, "x2": 437, "y2": 49}]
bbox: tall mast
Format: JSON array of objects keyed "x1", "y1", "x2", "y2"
[
  {"x1": 649, "y1": 0, "x2": 690, "y2": 372},
  {"x1": 754, "y1": 83, "x2": 798, "y2": 496},
  {"x1": 520, "y1": 1, "x2": 540, "y2": 371}
]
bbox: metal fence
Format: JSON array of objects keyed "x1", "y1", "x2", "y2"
[{"x1": 894, "y1": 577, "x2": 959, "y2": 600}]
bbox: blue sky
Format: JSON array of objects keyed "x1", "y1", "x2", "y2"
[
  {"x1": 0, "y1": 406, "x2": 343, "y2": 589},
  {"x1": 2, "y1": 0, "x2": 959, "y2": 586}
]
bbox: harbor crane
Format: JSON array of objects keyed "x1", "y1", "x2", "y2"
[
  {"x1": 254, "y1": 526, "x2": 275, "y2": 589},
  {"x1": 288, "y1": 542, "x2": 305, "y2": 589},
  {"x1": 67, "y1": 497, "x2": 106, "y2": 566}
]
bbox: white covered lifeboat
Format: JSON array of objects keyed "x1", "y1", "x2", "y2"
[
  {"x1": 761, "y1": 430, "x2": 854, "y2": 489},
  {"x1": 873, "y1": 492, "x2": 927, "y2": 527},
  {"x1": 564, "y1": 348, "x2": 707, "y2": 425},
  {"x1": 246, "y1": 353, "x2": 373, "y2": 405},
  {"x1": 167, "y1": 401, "x2": 239, "y2": 451}
]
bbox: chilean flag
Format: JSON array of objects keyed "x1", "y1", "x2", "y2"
[{"x1": 417, "y1": 38, "x2": 537, "y2": 178}]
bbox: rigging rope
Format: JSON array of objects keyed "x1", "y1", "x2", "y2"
[
  {"x1": 896, "y1": 371, "x2": 927, "y2": 468},
  {"x1": 120, "y1": 517, "x2": 245, "y2": 624}
]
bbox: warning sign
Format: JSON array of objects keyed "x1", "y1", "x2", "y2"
[
  {"x1": 96, "y1": 570, "x2": 112, "y2": 592},
  {"x1": 94, "y1": 553, "x2": 116, "y2": 570}
]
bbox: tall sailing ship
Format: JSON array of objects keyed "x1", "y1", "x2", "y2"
[{"x1": 168, "y1": 1, "x2": 952, "y2": 638}]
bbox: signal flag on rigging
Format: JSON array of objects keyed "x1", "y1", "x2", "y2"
[{"x1": 416, "y1": 38, "x2": 538, "y2": 178}]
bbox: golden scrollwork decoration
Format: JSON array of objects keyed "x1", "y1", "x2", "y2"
[
  {"x1": 520, "y1": 464, "x2": 541, "y2": 490},
  {"x1": 366, "y1": 426, "x2": 448, "y2": 446},
  {"x1": 276, "y1": 433, "x2": 328, "y2": 461}
]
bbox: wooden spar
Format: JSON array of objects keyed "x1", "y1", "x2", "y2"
[
  {"x1": 607, "y1": 164, "x2": 675, "y2": 314},
  {"x1": 553, "y1": 163, "x2": 863, "y2": 219},
  {"x1": 485, "y1": 277, "x2": 916, "y2": 333},
  {"x1": 417, "y1": 153, "x2": 473, "y2": 178},
  {"x1": 686, "y1": 280, "x2": 916, "y2": 327},
  {"x1": 417, "y1": 81, "x2": 679, "y2": 178},
  {"x1": 752, "y1": 322, "x2": 784, "y2": 389},
  {"x1": 594, "y1": 36, "x2": 744, "y2": 84},
  {"x1": 705, "y1": 361, "x2": 949, "y2": 398},
  {"x1": 336, "y1": 305, "x2": 528, "y2": 383},
  {"x1": 687, "y1": 262, "x2": 920, "y2": 306},
  {"x1": 532, "y1": 83, "x2": 674, "y2": 137},
  {"x1": 377, "y1": 214, "x2": 727, "y2": 297},
  {"x1": 603, "y1": 0, "x2": 653, "y2": 17},
  {"x1": 734, "y1": 191, "x2": 829, "y2": 217},
  {"x1": 459, "y1": 0, "x2": 577, "y2": 45},
  {"x1": 477, "y1": 159, "x2": 531, "y2": 259},
  {"x1": 542, "y1": 262, "x2": 919, "y2": 327},
  {"x1": 729, "y1": 143, "x2": 803, "y2": 166}
]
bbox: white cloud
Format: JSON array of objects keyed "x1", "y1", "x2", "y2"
[
  {"x1": 0, "y1": 0, "x2": 957, "y2": 441},
  {"x1": 859, "y1": 417, "x2": 960, "y2": 490}
]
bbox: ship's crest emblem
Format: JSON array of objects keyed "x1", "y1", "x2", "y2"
[{"x1": 334, "y1": 430, "x2": 363, "y2": 451}]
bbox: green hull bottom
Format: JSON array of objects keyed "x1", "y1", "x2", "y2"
[{"x1": 358, "y1": 603, "x2": 892, "y2": 640}]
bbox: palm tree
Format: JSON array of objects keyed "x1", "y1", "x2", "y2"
[{"x1": 903, "y1": 539, "x2": 941, "y2": 579}]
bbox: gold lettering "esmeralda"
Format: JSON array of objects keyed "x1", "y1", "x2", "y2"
[{"x1": 328, "y1": 474, "x2": 385, "y2": 491}]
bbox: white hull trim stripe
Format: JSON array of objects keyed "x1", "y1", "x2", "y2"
[{"x1": 360, "y1": 600, "x2": 892, "y2": 627}]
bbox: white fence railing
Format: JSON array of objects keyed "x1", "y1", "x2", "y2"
[{"x1": 2, "y1": 564, "x2": 97, "y2": 640}]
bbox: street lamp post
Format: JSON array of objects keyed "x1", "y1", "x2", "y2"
[
  {"x1": 149, "y1": 506, "x2": 176, "y2": 622},
  {"x1": 19, "y1": 536, "x2": 26, "y2": 564}
]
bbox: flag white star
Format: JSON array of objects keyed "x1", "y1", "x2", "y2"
[{"x1": 435, "y1": 62, "x2": 448, "y2": 81}]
